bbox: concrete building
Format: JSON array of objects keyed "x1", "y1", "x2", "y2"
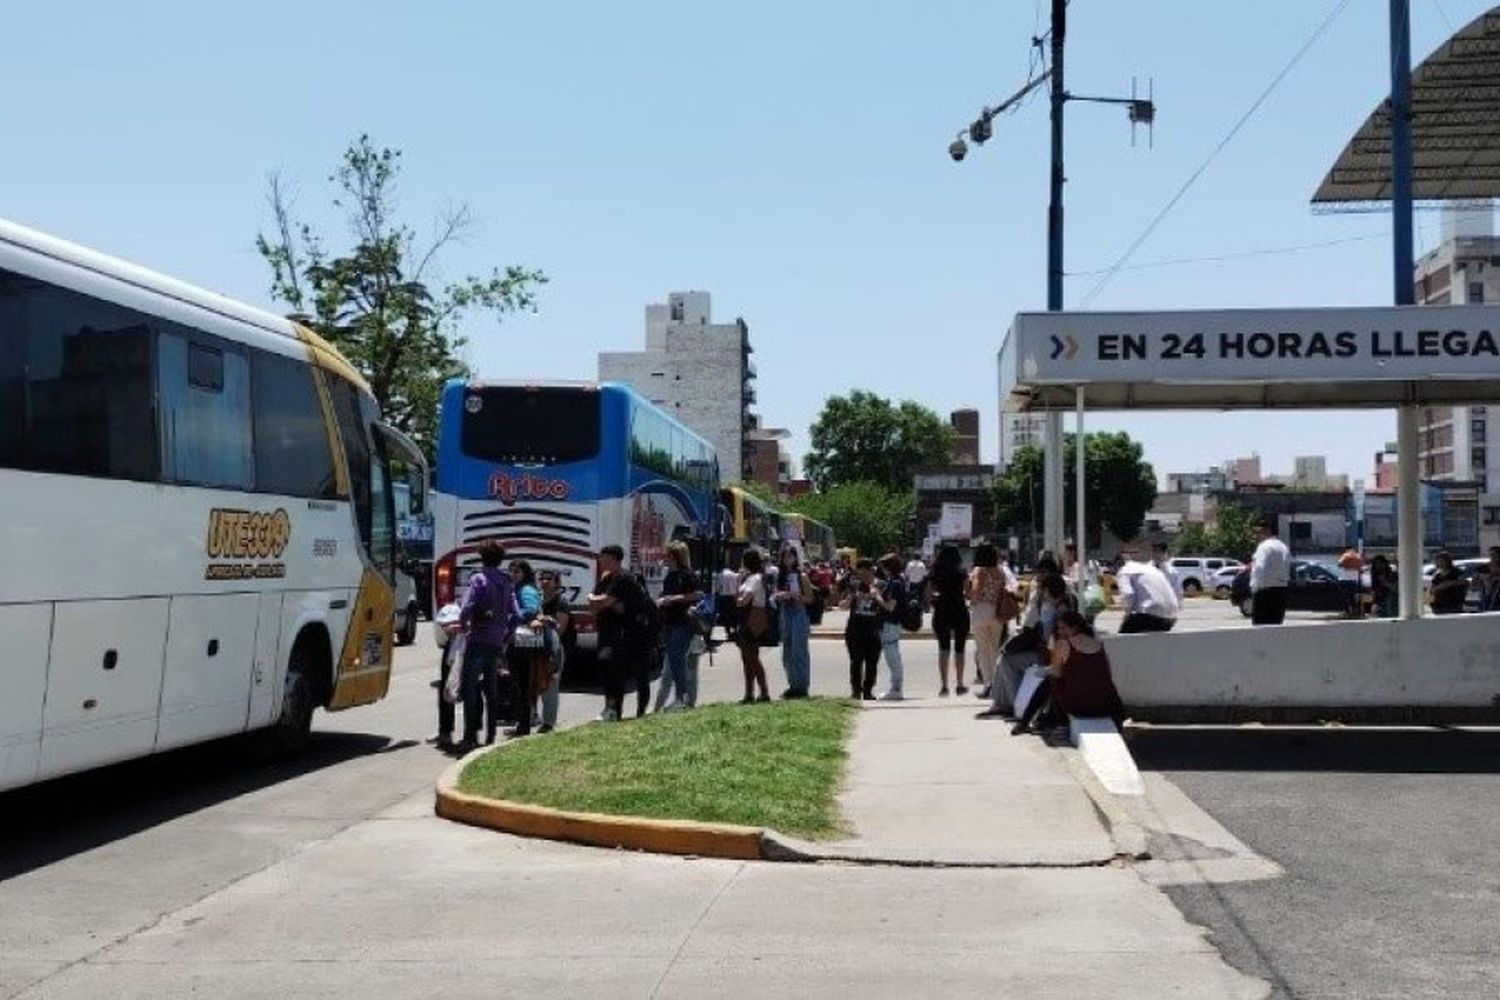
[
  {"x1": 1166, "y1": 470, "x2": 1230, "y2": 494},
  {"x1": 1227, "y1": 455, "x2": 1262, "y2": 486},
  {"x1": 744, "y1": 422, "x2": 792, "y2": 496},
  {"x1": 950, "y1": 409, "x2": 980, "y2": 465},
  {"x1": 599, "y1": 291, "x2": 758, "y2": 480},
  {"x1": 1410, "y1": 207, "x2": 1500, "y2": 550},
  {"x1": 1373, "y1": 443, "x2": 1399, "y2": 493}
]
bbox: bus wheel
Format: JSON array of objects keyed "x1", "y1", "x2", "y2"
[{"x1": 255, "y1": 646, "x2": 317, "y2": 757}]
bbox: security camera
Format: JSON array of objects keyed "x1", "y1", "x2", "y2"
[{"x1": 948, "y1": 139, "x2": 968, "y2": 162}]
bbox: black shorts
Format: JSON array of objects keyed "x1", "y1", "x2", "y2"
[{"x1": 931, "y1": 605, "x2": 970, "y2": 653}]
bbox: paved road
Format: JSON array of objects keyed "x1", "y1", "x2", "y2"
[
  {"x1": 0, "y1": 632, "x2": 1265, "y2": 999},
  {"x1": 1132, "y1": 725, "x2": 1500, "y2": 999}
]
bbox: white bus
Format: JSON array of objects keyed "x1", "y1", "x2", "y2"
[{"x1": 0, "y1": 217, "x2": 426, "y2": 792}]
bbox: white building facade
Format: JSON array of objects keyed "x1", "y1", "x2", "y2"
[{"x1": 599, "y1": 291, "x2": 757, "y2": 481}]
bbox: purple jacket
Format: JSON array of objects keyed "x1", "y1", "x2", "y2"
[{"x1": 460, "y1": 566, "x2": 520, "y2": 648}]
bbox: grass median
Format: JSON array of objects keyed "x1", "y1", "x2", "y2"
[{"x1": 457, "y1": 698, "x2": 855, "y2": 839}]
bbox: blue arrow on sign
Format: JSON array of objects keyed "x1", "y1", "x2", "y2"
[{"x1": 1050, "y1": 334, "x2": 1066, "y2": 360}]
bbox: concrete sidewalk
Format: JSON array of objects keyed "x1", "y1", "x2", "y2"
[{"x1": 801, "y1": 701, "x2": 1119, "y2": 866}]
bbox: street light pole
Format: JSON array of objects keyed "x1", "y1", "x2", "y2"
[{"x1": 1042, "y1": 0, "x2": 1067, "y2": 558}]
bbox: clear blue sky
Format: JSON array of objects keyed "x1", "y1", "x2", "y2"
[{"x1": 1, "y1": 0, "x2": 1486, "y2": 486}]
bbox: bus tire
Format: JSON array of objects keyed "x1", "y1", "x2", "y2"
[
  {"x1": 255, "y1": 639, "x2": 321, "y2": 757},
  {"x1": 396, "y1": 602, "x2": 418, "y2": 646}
]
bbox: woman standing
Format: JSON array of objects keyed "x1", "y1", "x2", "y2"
[
  {"x1": 654, "y1": 541, "x2": 702, "y2": 712},
  {"x1": 966, "y1": 543, "x2": 1014, "y2": 700},
  {"x1": 927, "y1": 545, "x2": 971, "y2": 696},
  {"x1": 535, "y1": 570, "x2": 570, "y2": 733},
  {"x1": 507, "y1": 560, "x2": 544, "y2": 737},
  {"x1": 773, "y1": 546, "x2": 813, "y2": 698},
  {"x1": 1369, "y1": 555, "x2": 1398, "y2": 618},
  {"x1": 735, "y1": 549, "x2": 774, "y2": 703},
  {"x1": 874, "y1": 553, "x2": 910, "y2": 700},
  {"x1": 841, "y1": 558, "x2": 883, "y2": 700}
]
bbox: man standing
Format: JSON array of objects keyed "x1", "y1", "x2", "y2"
[
  {"x1": 717, "y1": 559, "x2": 742, "y2": 642},
  {"x1": 1152, "y1": 543, "x2": 1185, "y2": 604},
  {"x1": 1249, "y1": 520, "x2": 1291, "y2": 625},
  {"x1": 1115, "y1": 544, "x2": 1179, "y2": 633},
  {"x1": 589, "y1": 545, "x2": 651, "y2": 721}
]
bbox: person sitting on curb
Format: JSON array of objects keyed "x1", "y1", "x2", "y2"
[
  {"x1": 977, "y1": 562, "x2": 1071, "y2": 719},
  {"x1": 1010, "y1": 609, "x2": 1126, "y2": 737}
]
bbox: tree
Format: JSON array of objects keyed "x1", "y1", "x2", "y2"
[
  {"x1": 804, "y1": 391, "x2": 955, "y2": 493},
  {"x1": 1208, "y1": 502, "x2": 1260, "y2": 562},
  {"x1": 991, "y1": 431, "x2": 1158, "y2": 546},
  {"x1": 1174, "y1": 522, "x2": 1210, "y2": 555},
  {"x1": 256, "y1": 135, "x2": 546, "y2": 460},
  {"x1": 728, "y1": 480, "x2": 780, "y2": 506},
  {"x1": 788, "y1": 482, "x2": 914, "y2": 557}
]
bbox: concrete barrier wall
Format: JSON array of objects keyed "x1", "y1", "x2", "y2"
[{"x1": 1103, "y1": 614, "x2": 1500, "y2": 723}]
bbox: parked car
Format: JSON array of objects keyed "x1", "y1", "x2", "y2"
[
  {"x1": 393, "y1": 567, "x2": 420, "y2": 646},
  {"x1": 1231, "y1": 560, "x2": 1354, "y2": 618},
  {"x1": 1169, "y1": 557, "x2": 1243, "y2": 596},
  {"x1": 1209, "y1": 565, "x2": 1242, "y2": 599}
]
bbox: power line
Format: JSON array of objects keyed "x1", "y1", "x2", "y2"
[
  {"x1": 1066, "y1": 231, "x2": 1389, "y2": 276},
  {"x1": 1076, "y1": 0, "x2": 1357, "y2": 308}
]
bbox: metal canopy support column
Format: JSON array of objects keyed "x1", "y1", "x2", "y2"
[
  {"x1": 1042, "y1": 0, "x2": 1067, "y2": 558},
  {"x1": 1075, "y1": 389, "x2": 1086, "y2": 568},
  {"x1": 1390, "y1": 0, "x2": 1423, "y2": 619}
]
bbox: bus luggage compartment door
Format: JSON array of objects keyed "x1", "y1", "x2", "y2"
[
  {"x1": 40, "y1": 598, "x2": 170, "y2": 782},
  {"x1": 155, "y1": 593, "x2": 261, "y2": 751},
  {"x1": 0, "y1": 604, "x2": 52, "y2": 792}
]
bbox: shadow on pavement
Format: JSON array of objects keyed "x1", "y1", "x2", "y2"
[
  {"x1": 1130, "y1": 725, "x2": 1500, "y2": 775},
  {"x1": 0, "y1": 730, "x2": 401, "y2": 882}
]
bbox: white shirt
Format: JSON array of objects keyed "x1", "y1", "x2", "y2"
[
  {"x1": 718, "y1": 567, "x2": 741, "y2": 597},
  {"x1": 1250, "y1": 537, "x2": 1290, "y2": 590},
  {"x1": 905, "y1": 559, "x2": 928, "y2": 586},
  {"x1": 1116, "y1": 559, "x2": 1180, "y2": 620},
  {"x1": 1000, "y1": 562, "x2": 1019, "y2": 592},
  {"x1": 1154, "y1": 558, "x2": 1185, "y2": 601},
  {"x1": 738, "y1": 572, "x2": 767, "y2": 607}
]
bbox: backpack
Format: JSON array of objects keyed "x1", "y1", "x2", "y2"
[{"x1": 897, "y1": 579, "x2": 924, "y2": 632}]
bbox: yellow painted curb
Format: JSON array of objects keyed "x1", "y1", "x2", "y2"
[{"x1": 434, "y1": 745, "x2": 768, "y2": 860}]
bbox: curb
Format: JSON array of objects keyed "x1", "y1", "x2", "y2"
[
  {"x1": 435, "y1": 744, "x2": 775, "y2": 861},
  {"x1": 1057, "y1": 745, "x2": 1151, "y2": 861}
]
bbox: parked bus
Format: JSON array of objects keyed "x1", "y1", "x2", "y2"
[
  {"x1": 720, "y1": 485, "x2": 780, "y2": 557},
  {"x1": 431, "y1": 380, "x2": 720, "y2": 662},
  {"x1": 0, "y1": 217, "x2": 427, "y2": 793},
  {"x1": 782, "y1": 513, "x2": 837, "y2": 562}
]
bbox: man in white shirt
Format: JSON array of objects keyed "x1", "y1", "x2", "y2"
[
  {"x1": 717, "y1": 562, "x2": 743, "y2": 641},
  {"x1": 1114, "y1": 544, "x2": 1180, "y2": 633},
  {"x1": 905, "y1": 553, "x2": 928, "y2": 589},
  {"x1": 1152, "y1": 542, "x2": 1185, "y2": 602},
  {"x1": 1249, "y1": 520, "x2": 1291, "y2": 625}
]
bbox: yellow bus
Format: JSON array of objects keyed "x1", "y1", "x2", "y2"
[
  {"x1": 720, "y1": 485, "x2": 779, "y2": 552},
  {"x1": 0, "y1": 216, "x2": 426, "y2": 791},
  {"x1": 782, "y1": 513, "x2": 837, "y2": 562}
]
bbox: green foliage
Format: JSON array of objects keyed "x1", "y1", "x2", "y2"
[
  {"x1": 256, "y1": 135, "x2": 546, "y2": 460},
  {"x1": 1171, "y1": 504, "x2": 1257, "y2": 561},
  {"x1": 991, "y1": 431, "x2": 1158, "y2": 543},
  {"x1": 458, "y1": 699, "x2": 854, "y2": 839},
  {"x1": 804, "y1": 391, "x2": 955, "y2": 493},
  {"x1": 789, "y1": 482, "x2": 914, "y2": 557}
]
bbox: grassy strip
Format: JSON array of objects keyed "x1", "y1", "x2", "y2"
[{"x1": 458, "y1": 698, "x2": 855, "y2": 839}]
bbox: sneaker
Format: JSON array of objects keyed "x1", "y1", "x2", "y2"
[
  {"x1": 666, "y1": 701, "x2": 689, "y2": 712},
  {"x1": 977, "y1": 685, "x2": 991, "y2": 699},
  {"x1": 756, "y1": 693, "x2": 772, "y2": 703},
  {"x1": 781, "y1": 688, "x2": 797, "y2": 700},
  {"x1": 537, "y1": 724, "x2": 554, "y2": 734},
  {"x1": 878, "y1": 690, "x2": 904, "y2": 702},
  {"x1": 955, "y1": 685, "x2": 969, "y2": 696},
  {"x1": 938, "y1": 687, "x2": 950, "y2": 697},
  {"x1": 597, "y1": 708, "x2": 619, "y2": 722},
  {"x1": 974, "y1": 708, "x2": 1006, "y2": 719}
]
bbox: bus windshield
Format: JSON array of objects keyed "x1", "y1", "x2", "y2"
[{"x1": 459, "y1": 386, "x2": 600, "y2": 464}]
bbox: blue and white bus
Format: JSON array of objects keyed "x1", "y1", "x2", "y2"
[{"x1": 430, "y1": 380, "x2": 720, "y2": 654}]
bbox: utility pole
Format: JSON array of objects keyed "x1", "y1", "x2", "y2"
[
  {"x1": 1042, "y1": 0, "x2": 1067, "y2": 558},
  {"x1": 1389, "y1": 0, "x2": 1422, "y2": 619}
]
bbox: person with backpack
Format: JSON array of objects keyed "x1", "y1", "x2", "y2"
[
  {"x1": 588, "y1": 544, "x2": 654, "y2": 721},
  {"x1": 734, "y1": 548, "x2": 774, "y2": 704},
  {"x1": 456, "y1": 539, "x2": 521, "y2": 751},
  {"x1": 773, "y1": 545, "x2": 813, "y2": 699},
  {"x1": 874, "y1": 553, "x2": 910, "y2": 700}
]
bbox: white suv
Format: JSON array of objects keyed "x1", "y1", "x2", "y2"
[{"x1": 1168, "y1": 557, "x2": 1243, "y2": 596}]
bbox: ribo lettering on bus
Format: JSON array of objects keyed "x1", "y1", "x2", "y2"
[{"x1": 488, "y1": 471, "x2": 570, "y2": 506}]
